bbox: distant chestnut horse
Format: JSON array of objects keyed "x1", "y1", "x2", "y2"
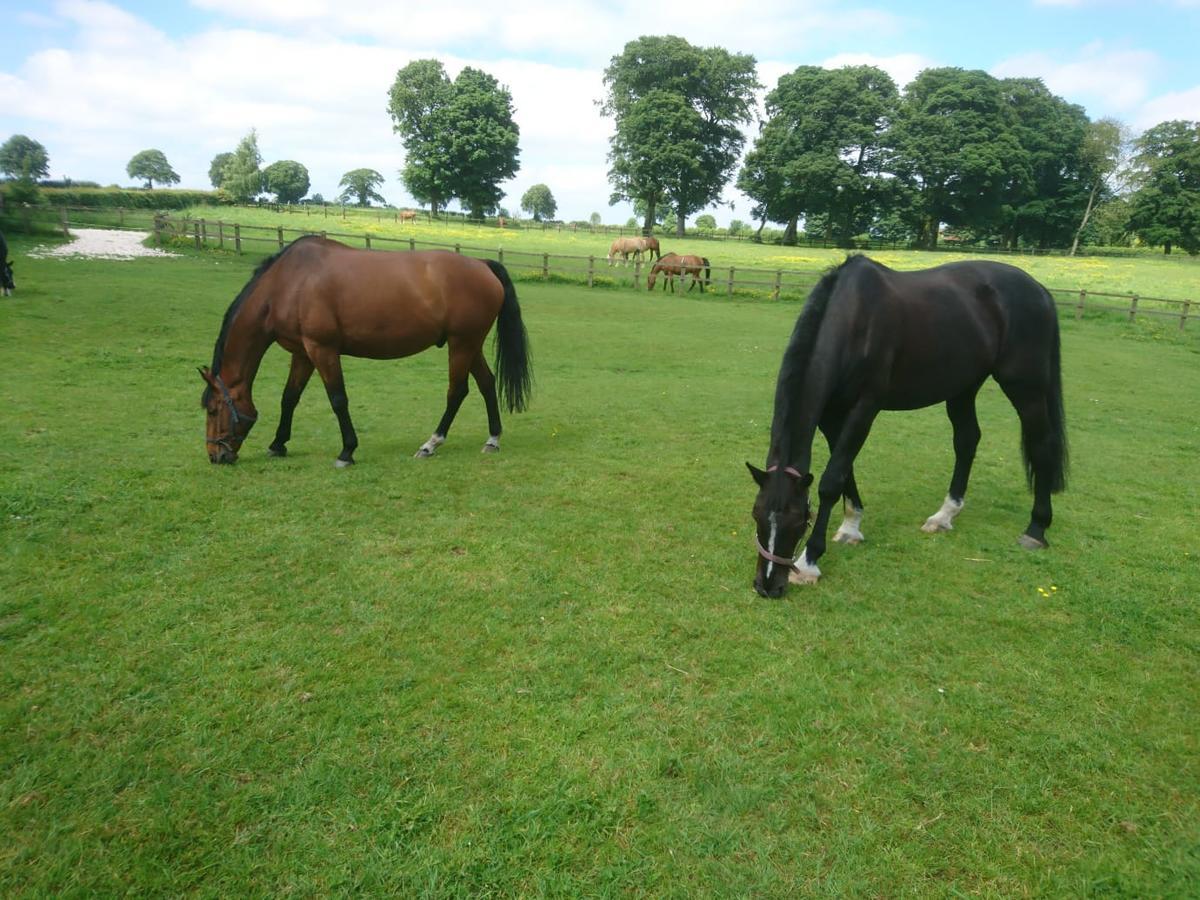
[
  {"x1": 398, "y1": 210, "x2": 417, "y2": 222},
  {"x1": 200, "y1": 236, "x2": 531, "y2": 466},
  {"x1": 607, "y1": 237, "x2": 645, "y2": 266},
  {"x1": 641, "y1": 235, "x2": 661, "y2": 261},
  {"x1": 647, "y1": 253, "x2": 711, "y2": 292}
]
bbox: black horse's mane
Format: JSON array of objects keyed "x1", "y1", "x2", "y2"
[
  {"x1": 201, "y1": 236, "x2": 315, "y2": 406},
  {"x1": 769, "y1": 255, "x2": 870, "y2": 480}
]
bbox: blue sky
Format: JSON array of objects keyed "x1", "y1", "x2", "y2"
[{"x1": 3, "y1": 0, "x2": 1198, "y2": 222}]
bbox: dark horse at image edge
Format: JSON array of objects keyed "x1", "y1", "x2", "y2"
[
  {"x1": 200, "y1": 236, "x2": 531, "y2": 465},
  {"x1": 1, "y1": 230, "x2": 14, "y2": 296},
  {"x1": 750, "y1": 255, "x2": 1067, "y2": 597}
]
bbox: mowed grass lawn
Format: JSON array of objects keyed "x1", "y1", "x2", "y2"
[{"x1": 2, "y1": 237, "x2": 1198, "y2": 895}]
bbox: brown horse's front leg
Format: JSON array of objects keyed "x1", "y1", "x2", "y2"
[
  {"x1": 268, "y1": 353, "x2": 315, "y2": 457},
  {"x1": 306, "y1": 344, "x2": 358, "y2": 467}
]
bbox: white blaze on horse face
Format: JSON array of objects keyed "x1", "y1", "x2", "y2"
[
  {"x1": 765, "y1": 511, "x2": 779, "y2": 581},
  {"x1": 922, "y1": 495, "x2": 964, "y2": 532}
]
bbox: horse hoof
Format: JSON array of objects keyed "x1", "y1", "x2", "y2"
[
  {"x1": 1017, "y1": 534, "x2": 1048, "y2": 550},
  {"x1": 834, "y1": 530, "x2": 864, "y2": 545},
  {"x1": 414, "y1": 447, "x2": 434, "y2": 459},
  {"x1": 481, "y1": 443, "x2": 499, "y2": 454},
  {"x1": 334, "y1": 458, "x2": 354, "y2": 469},
  {"x1": 267, "y1": 446, "x2": 287, "y2": 458},
  {"x1": 921, "y1": 517, "x2": 952, "y2": 533},
  {"x1": 788, "y1": 567, "x2": 820, "y2": 586}
]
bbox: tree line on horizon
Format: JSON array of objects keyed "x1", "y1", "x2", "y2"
[{"x1": 2, "y1": 34, "x2": 1198, "y2": 253}]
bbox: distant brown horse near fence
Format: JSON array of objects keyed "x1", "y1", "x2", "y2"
[
  {"x1": 199, "y1": 237, "x2": 531, "y2": 467},
  {"x1": 607, "y1": 237, "x2": 645, "y2": 266},
  {"x1": 647, "y1": 253, "x2": 711, "y2": 292},
  {"x1": 398, "y1": 210, "x2": 417, "y2": 222},
  {"x1": 642, "y1": 235, "x2": 661, "y2": 261}
]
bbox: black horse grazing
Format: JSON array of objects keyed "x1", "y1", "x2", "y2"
[
  {"x1": 749, "y1": 256, "x2": 1067, "y2": 597},
  {"x1": 0, "y1": 231, "x2": 13, "y2": 296}
]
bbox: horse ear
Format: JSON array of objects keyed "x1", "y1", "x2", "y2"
[
  {"x1": 799, "y1": 472, "x2": 814, "y2": 489},
  {"x1": 745, "y1": 462, "x2": 769, "y2": 488},
  {"x1": 198, "y1": 366, "x2": 216, "y2": 387}
]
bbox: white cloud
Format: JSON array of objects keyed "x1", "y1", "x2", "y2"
[
  {"x1": 819, "y1": 52, "x2": 935, "y2": 90},
  {"x1": 991, "y1": 44, "x2": 1161, "y2": 113},
  {"x1": 1137, "y1": 85, "x2": 1200, "y2": 127}
]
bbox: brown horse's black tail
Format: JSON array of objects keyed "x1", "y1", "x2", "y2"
[{"x1": 484, "y1": 259, "x2": 532, "y2": 413}]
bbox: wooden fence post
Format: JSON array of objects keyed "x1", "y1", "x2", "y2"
[
  {"x1": 277, "y1": 226, "x2": 284, "y2": 249},
  {"x1": 634, "y1": 258, "x2": 642, "y2": 290},
  {"x1": 773, "y1": 270, "x2": 782, "y2": 301},
  {"x1": 118, "y1": 208, "x2": 125, "y2": 228},
  {"x1": 59, "y1": 206, "x2": 70, "y2": 238},
  {"x1": 727, "y1": 266, "x2": 735, "y2": 296},
  {"x1": 234, "y1": 223, "x2": 242, "y2": 254},
  {"x1": 1129, "y1": 294, "x2": 1139, "y2": 322},
  {"x1": 217, "y1": 221, "x2": 224, "y2": 249},
  {"x1": 542, "y1": 253, "x2": 549, "y2": 277},
  {"x1": 455, "y1": 243, "x2": 461, "y2": 254},
  {"x1": 200, "y1": 219, "x2": 207, "y2": 247},
  {"x1": 588, "y1": 255, "x2": 595, "y2": 288},
  {"x1": 365, "y1": 233, "x2": 372, "y2": 250},
  {"x1": 409, "y1": 237, "x2": 415, "y2": 252},
  {"x1": 498, "y1": 248, "x2": 504, "y2": 266},
  {"x1": 1076, "y1": 289, "x2": 1086, "y2": 319},
  {"x1": 194, "y1": 222, "x2": 201, "y2": 249},
  {"x1": 1180, "y1": 300, "x2": 1191, "y2": 331}
]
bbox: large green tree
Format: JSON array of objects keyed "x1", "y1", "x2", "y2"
[
  {"x1": 208, "y1": 152, "x2": 233, "y2": 189},
  {"x1": 263, "y1": 160, "x2": 310, "y2": 204},
  {"x1": 387, "y1": 60, "x2": 520, "y2": 219},
  {"x1": 601, "y1": 36, "x2": 759, "y2": 236},
  {"x1": 520, "y1": 183, "x2": 557, "y2": 221},
  {"x1": 738, "y1": 65, "x2": 897, "y2": 245},
  {"x1": 1128, "y1": 120, "x2": 1200, "y2": 254},
  {"x1": 995, "y1": 78, "x2": 1090, "y2": 250},
  {"x1": 886, "y1": 68, "x2": 1028, "y2": 248},
  {"x1": 126, "y1": 149, "x2": 180, "y2": 189},
  {"x1": 338, "y1": 168, "x2": 386, "y2": 207},
  {"x1": 0, "y1": 134, "x2": 50, "y2": 180},
  {"x1": 221, "y1": 131, "x2": 264, "y2": 203},
  {"x1": 1070, "y1": 118, "x2": 1129, "y2": 255}
]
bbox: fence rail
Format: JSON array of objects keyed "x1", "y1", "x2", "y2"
[{"x1": 3, "y1": 205, "x2": 1196, "y2": 330}]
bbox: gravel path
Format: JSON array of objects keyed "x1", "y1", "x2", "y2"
[{"x1": 27, "y1": 228, "x2": 180, "y2": 260}]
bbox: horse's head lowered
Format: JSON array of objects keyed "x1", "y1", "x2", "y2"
[
  {"x1": 1, "y1": 258, "x2": 13, "y2": 296},
  {"x1": 199, "y1": 367, "x2": 257, "y2": 463},
  {"x1": 747, "y1": 462, "x2": 814, "y2": 598}
]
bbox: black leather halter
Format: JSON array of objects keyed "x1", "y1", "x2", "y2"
[{"x1": 205, "y1": 372, "x2": 257, "y2": 450}]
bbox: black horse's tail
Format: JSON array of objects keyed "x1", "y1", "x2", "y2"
[
  {"x1": 485, "y1": 259, "x2": 532, "y2": 413},
  {"x1": 1023, "y1": 297, "x2": 1068, "y2": 493}
]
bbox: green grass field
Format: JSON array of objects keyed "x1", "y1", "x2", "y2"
[{"x1": 2, "y1": 236, "x2": 1198, "y2": 895}]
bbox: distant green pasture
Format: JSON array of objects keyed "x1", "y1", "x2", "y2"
[{"x1": 1, "y1": 238, "x2": 1197, "y2": 895}]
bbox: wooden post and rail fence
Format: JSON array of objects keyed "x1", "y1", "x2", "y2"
[{"x1": 5, "y1": 205, "x2": 1197, "y2": 331}]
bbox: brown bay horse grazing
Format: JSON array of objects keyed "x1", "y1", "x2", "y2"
[
  {"x1": 200, "y1": 236, "x2": 531, "y2": 467},
  {"x1": 749, "y1": 256, "x2": 1067, "y2": 597},
  {"x1": 607, "y1": 237, "x2": 645, "y2": 267},
  {"x1": 647, "y1": 253, "x2": 711, "y2": 292}
]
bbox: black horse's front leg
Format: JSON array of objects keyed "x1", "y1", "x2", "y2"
[{"x1": 797, "y1": 404, "x2": 879, "y2": 585}]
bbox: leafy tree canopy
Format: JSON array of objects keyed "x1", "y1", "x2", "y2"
[
  {"x1": 388, "y1": 60, "x2": 520, "y2": 218},
  {"x1": 263, "y1": 160, "x2": 311, "y2": 204},
  {"x1": 221, "y1": 130, "x2": 264, "y2": 203},
  {"x1": 126, "y1": 149, "x2": 180, "y2": 189},
  {"x1": 1128, "y1": 119, "x2": 1200, "y2": 254},
  {"x1": 520, "y1": 183, "x2": 557, "y2": 221},
  {"x1": 338, "y1": 168, "x2": 386, "y2": 207},
  {"x1": 0, "y1": 134, "x2": 50, "y2": 180},
  {"x1": 602, "y1": 35, "x2": 758, "y2": 235},
  {"x1": 208, "y1": 152, "x2": 233, "y2": 189}
]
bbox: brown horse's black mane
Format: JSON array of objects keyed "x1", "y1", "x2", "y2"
[{"x1": 201, "y1": 236, "x2": 318, "y2": 406}]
